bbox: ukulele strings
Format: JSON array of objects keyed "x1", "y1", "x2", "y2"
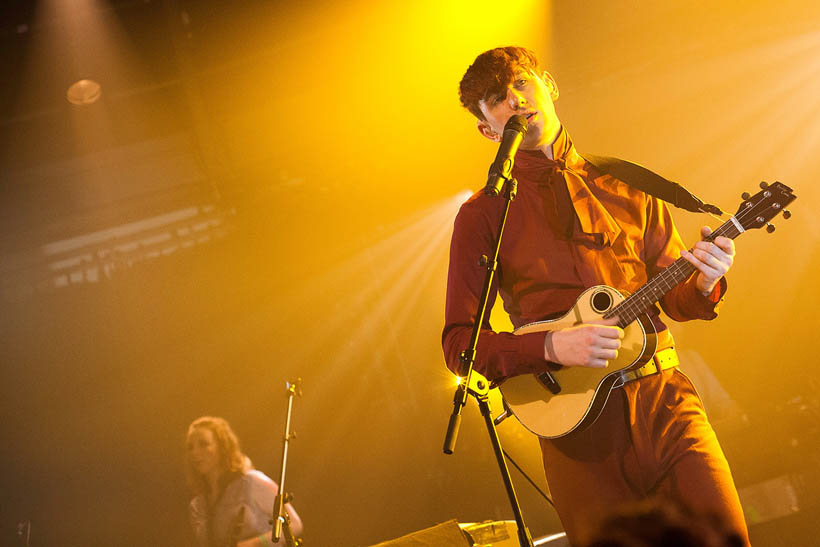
[{"x1": 605, "y1": 192, "x2": 781, "y2": 324}]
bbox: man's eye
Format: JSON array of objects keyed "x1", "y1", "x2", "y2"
[{"x1": 516, "y1": 79, "x2": 527, "y2": 87}]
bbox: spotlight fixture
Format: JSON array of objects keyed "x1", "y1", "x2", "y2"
[{"x1": 66, "y1": 79, "x2": 102, "y2": 105}]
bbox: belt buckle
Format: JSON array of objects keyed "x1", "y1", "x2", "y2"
[
  {"x1": 612, "y1": 349, "x2": 674, "y2": 389},
  {"x1": 651, "y1": 354, "x2": 663, "y2": 374}
]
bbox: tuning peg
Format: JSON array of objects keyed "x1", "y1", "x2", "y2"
[
  {"x1": 741, "y1": 192, "x2": 750, "y2": 200},
  {"x1": 783, "y1": 210, "x2": 791, "y2": 219},
  {"x1": 760, "y1": 181, "x2": 769, "y2": 189},
  {"x1": 766, "y1": 223, "x2": 776, "y2": 233}
]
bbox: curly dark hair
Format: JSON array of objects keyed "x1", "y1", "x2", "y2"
[
  {"x1": 459, "y1": 46, "x2": 541, "y2": 120},
  {"x1": 184, "y1": 416, "x2": 251, "y2": 496}
]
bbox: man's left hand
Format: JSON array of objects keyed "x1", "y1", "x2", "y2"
[{"x1": 680, "y1": 226, "x2": 735, "y2": 296}]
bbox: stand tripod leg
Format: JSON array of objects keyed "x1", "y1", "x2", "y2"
[{"x1": 476, "y1": 394, "x2": 534, "y2": 547}]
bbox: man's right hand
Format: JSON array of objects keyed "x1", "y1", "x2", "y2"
[{"x1": 544, "y1": 316, "x2": 624, "y2": 368}]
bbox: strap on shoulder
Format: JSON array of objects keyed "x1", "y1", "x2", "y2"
[{"x1": 582, "y1": 154, "x2": 723, "y2": 215}]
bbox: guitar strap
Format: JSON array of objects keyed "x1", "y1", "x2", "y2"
[{"x1": 582, "y1": 154, "x2": 724, "y2": 216}]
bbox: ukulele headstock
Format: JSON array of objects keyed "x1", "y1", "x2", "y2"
[{"x1": 735, "y1": 181, "x2": 796, "y2": 232}]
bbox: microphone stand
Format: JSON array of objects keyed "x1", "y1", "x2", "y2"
[
  {"x1": 494, "y1": 403, "x2": 555, "y2": 509},
  {"x1": 271, "y1": 379, "x2": 302, "y2": 547},
  {"x1": 442, "y1": 175, "x2": 534, "y2": 547}
]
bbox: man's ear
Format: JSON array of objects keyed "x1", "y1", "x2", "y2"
[
  {"x1": 477, "y1": 120, "x2": 500, "y2": 142},
  {"x1": 542, "y1": 70, "x2": 559, "y2": 101}
]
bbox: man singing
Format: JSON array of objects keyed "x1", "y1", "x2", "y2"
[{"x1": 442, "y1": 47, "x2": 748, "y2": 545}]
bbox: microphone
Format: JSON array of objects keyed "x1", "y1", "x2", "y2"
[{"x1": 484, "y1": 114, "x2": 528, "y2": 196}]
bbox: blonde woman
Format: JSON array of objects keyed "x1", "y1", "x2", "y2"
[{"x1": 185, "y1": 416, "x2": 303, "y2": 547}]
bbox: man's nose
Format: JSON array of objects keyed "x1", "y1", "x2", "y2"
[{"x1": 508, "y1": 88, "x2": 526, "y2": 109}]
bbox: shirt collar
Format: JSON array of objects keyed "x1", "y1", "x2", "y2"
[
  {"x1": 511, "y1": 125, "x2": 585, "y2": 177},
  {"x1": 511, "y1": 126, "x2": 622, "y2": 242}
]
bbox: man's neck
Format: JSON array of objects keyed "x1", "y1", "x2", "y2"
[{"x1": 534, "y1": 124, "x2": 561, "y2": 159}]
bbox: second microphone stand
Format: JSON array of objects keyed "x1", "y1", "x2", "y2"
[
  {"x1": 442, "y1": 177, "x2": 534, "y2": 547},
  {"x1": 271, "y1": 379, "x2": 302, "y2": 547}
]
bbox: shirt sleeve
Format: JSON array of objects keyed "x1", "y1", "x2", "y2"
[
  {"x1": 643, "y1": 195, "x2": 727, "y2": 322},
  {"x1": 245, "y1": 470, "x2": 278, "y2": 534},
  {"x1": 441, "y1": 200, "x2": 549, "y2": 382}
]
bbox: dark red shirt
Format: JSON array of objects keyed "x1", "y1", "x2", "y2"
[{"x1": 442, "y1": 128, "x2": 724, "y2": 381}]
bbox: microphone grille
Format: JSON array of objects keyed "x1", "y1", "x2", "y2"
[{"x1": 504, "y1": 114, "x2": 528, "y2": 134}]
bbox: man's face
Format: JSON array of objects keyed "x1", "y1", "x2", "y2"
[{"x1": 477, "y1": 69, "x2": 560, "y2": 151}]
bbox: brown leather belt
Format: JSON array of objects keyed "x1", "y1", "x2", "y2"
[{"x1": 613, "y1": 347, "x2": 679, "y2": 388}]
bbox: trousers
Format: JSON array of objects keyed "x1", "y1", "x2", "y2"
[{"x1": 539, "y1": 368, "x2": 749, "y2": 546}]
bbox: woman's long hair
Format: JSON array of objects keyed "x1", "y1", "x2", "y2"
[{"x1": 184, "y1": 416, "x2": 251, "y2": 497}]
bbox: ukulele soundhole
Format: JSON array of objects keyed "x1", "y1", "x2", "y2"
[{"x1": 591, "y1": 289, "x2": 613, "y2": 313}]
